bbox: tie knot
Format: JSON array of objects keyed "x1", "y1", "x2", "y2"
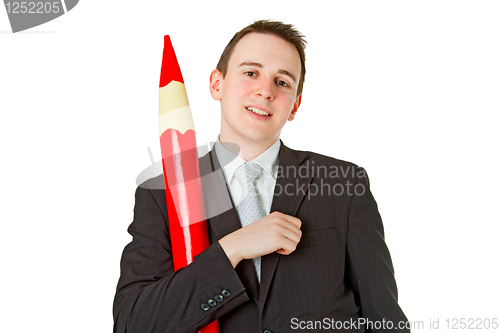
[{"x1": 234, "y1": 162, "x2": 263, "y2": 186}]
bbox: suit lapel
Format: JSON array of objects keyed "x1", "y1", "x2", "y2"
[
  {"x1": 199, "y1": 142, "x2": 312, "y2": 308},
  {"x1": 199, "y1": 149, "x2": 241, "y2": 240},
  {"x1": 199, "y1": 149, "x2": 260, "y2": 302},
  {"x1": 259, "y1": 141, "x2": 312, "y2": 313}
]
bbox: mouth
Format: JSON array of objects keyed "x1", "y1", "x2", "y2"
[{"x1": 245, "y1": 106, "x2": 271, "y2": 116}]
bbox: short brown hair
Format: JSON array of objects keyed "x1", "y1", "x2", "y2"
[{"x1": 216, "y1": 20, "x2": 307, "y2": 96}]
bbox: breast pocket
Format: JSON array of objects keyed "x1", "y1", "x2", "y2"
[{"x1": 296, "y1": 228, "x2": 340, "y2": 249}]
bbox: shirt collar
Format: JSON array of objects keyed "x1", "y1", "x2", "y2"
[{"x1": 214, "y1": 136, "x2": 281, "y2": 184}]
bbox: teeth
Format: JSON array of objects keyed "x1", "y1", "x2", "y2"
[{"x1": 246, "y1": 107, "x2": 270, "y2": 116}]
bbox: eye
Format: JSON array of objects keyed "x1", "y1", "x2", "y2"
[
  {"x1": 276, "y1": 80, "x2": 289, "y2": 87},
  {"x1": 244, "y1": 71, "x2": 257, "y2": 77}
]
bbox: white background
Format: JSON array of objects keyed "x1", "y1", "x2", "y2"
[{"x1": 1, "y1": 1, "x2": 499, "y2": 332}]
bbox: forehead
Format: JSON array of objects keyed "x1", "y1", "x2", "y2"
[{"x1": 228, "y1": 32, "x2": 301, "y2": 75}]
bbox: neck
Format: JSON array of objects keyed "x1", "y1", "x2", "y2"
[{"x1": 219, "y1": 133, "x2": 278, "y2": 162}]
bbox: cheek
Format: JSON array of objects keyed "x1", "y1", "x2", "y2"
[
  {"x1": 222, "y1": 85, "x2": 249, "y2": 105},
  {"x1": 278, "y1": 95, "x2": 296, "y2": 112},
  {"x1": 237, "y1": 85, "x2": 253, "y2": 99}
]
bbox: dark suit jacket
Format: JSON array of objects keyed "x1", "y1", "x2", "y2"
[{"x1": 113, "y1": 141, "x2": 409, "y2": 333}]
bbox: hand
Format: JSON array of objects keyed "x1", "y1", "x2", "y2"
[{"x1": 218, "y1": 211, "x2": 302, "y2": 268}]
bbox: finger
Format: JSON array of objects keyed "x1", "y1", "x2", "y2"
[
  {"x1": 278, "y1": 226, "x2": 302, "y2": 244},
  {"x1": 276, "y1": 237, "x2": 299, "y2": 255},
  {"x1": 271, "y1": 218, "x2": 302, "y2": 237},
  {"x1": 271, "y1": 211, "x2": 302, "y2": 229}
]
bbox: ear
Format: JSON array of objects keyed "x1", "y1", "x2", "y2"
[
  {"x1": 210, "y1": 69, "x2": 223, "y2": 100},
  {"x1": 288, "y1": 94, "x2": 302, "y2": 121}
]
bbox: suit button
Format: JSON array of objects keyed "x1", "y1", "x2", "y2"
[
  {"x1": 263, "y1": 330, "x2": 273, "y2": 333},
  {"x1": 201, "y1": 303, "x2": 210, "y2": 311},
  {"x1": 208, "y1": 299, "x2": 217, "y2": 307},
  {"x1": 215, "y1": 294, "x2": 224, "y2": 303},
  {"x1": 221, "y1": 289, "x2": 230, "y2": 297}
]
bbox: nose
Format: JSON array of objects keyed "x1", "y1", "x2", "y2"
[{"x1": 255, "y1": 78, "x2": 275, "y2": 100}]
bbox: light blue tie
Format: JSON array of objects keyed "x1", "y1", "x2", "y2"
[{"x1": 234, "y1": 162, "x2": 266, "y2": 282}]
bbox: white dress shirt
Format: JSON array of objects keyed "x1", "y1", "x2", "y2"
[{"x1": 214, "y1": 136, "x2": 280, "y2": 215}]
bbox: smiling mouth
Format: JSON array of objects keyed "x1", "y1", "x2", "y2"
[{"x1": 246, "y1": 107, "x2": 271, "y2": 116}]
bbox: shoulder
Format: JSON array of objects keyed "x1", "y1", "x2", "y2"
[
  {"x1": 282, "y1": 144, "x2": 360, "y2": 169},
  {"x1": 136, "y1": 174, "x2": 167, "y2": 210},
  {"x1": 139, "y1": 173, "x2": 165, "y2": 190},
  {"x1": 280, "y1": 144, "x2": 368, "y2": 184}
]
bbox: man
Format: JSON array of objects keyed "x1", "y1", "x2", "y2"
[{"x1": 113, "y1": 20, "x2": 409, "y2": 332}]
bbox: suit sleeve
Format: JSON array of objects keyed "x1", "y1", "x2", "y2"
[
  {"x1": 113, "y1": 185, "x2": 249, "y2": 333},
  {"x1": 346, "y1": 167, "x2": 410, "y2": 332}
]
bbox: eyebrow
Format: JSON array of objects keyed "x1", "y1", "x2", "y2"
[{"x1": 238, "y1": 61, "x2": 297, "y2": 82}]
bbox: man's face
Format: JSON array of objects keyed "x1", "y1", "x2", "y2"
[{"x1": 210, "y1": 32, "x2": 302, "y2": 147}]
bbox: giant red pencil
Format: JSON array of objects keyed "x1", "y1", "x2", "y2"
[{"x1": 159, "y1": 35, "x2": 219, "y2": 333}]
